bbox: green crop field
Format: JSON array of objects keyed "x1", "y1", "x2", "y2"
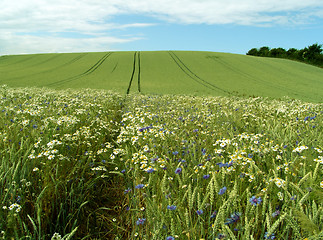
[
  {"x1": 0, "y1": 51, "x2": 322, "y2": 239},
  {"x1": 1, "y1": 51, "x2": 322, "y2": 102}
]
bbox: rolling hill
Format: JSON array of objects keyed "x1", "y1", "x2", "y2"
[{"x1": 0, "y1": 51, "x2": 322, "y2": 102}]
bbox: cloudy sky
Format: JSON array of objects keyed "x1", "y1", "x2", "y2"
[{"x1": 1, "y1": 0, "x2": 323, "y2": 55}]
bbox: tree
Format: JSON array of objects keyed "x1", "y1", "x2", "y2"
[
  {"x1": 269, "y1": 48, "x2": 286, "y2": 58},
  {"x1": 286, "y1": 48, "x2": 298, "y2": 59},
  {"x1": 245, "y1": 43, "x2": 323, "y2": 67},
  {"x1": 297, "y1": 48, "x2": 307, "y2": 61},
  {"x1": 303, "y1": 43, "x2": 322, "y2": 61},
  {"x1": 246, "y1": 48, "x2": 259, "y2": 56},
  {"x1": 258, "y1": 46, "x2": 270, "y2": 57}
]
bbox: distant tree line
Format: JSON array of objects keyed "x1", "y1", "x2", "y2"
[{"x1": 246, "y1": 43, "x2": 323, "y2": 68}]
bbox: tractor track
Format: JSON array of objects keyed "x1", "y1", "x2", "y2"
[
  {"x1": 8, "y1": 54, "x2": 63, "y2": 71},
  {"x1": 126, "y1": 51, "x2": 141, "y2": 94},
  {"x1": 168, "y1": 51, "x2": 229, "y2": 94},
  {"x1": 207, "y1": 56, "x2": 304, "y2": 97},
  {"x1": 137, "y1": 51, "x2": 141, "y2": 93},
  {"x1": 4, "y1": 54, "x2": 88, "y2": 81},
  {"x1": 0, "y1": 55, "x2": 39, "y2": 67},
  {"x1": 127, "y1": 52, "x2": 137, "y2": 94},
  {"x1": 45, "y1": 52, "x2": 112, "y2": 87},
  {"x1": 65, "y1": 53, "x2": 88, "y2": 66},
  {"x1": 82, "y1": 53, "x2": 112, "y2": 75},
  {"x1": 111, "y1": 62, "x2": 118, "y2": 73}
]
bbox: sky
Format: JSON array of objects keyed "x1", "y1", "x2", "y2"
[{"x1": 1, "y1": 0, "x2": 323, "y2": 55}]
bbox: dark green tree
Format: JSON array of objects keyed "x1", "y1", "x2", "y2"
[
  {"x1": 269, "y1": 48, "x2": 286, "y2": 58},
  {"x1": 258, "y1": 46, "x2": 270, "y2": 57},
  {"x1": 286, "y1": 48, "x2": 298, "y2": 59},
  {"x1": 297, "y1": 48, "x2": 308, "y2": 61},
  {"x1": 246, "y1": 43, "x2": 322, "y2": 67},
  {"x1": 246, "y1": 48, "x2": 259, "y2": 56},
  {"x1": 303, "y1": 43, "x2": 322, "y2": 61}
]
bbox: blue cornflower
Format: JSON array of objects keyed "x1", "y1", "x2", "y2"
[
  {"x1": 217, "y1": 233, "x2": 226, "y2": 239},
  {"x1": 172, "y1": 151, "x2": 179, "y2": 155},
  {"x1": 167, "y1": 205, "x2": 177, "y2": 210},
  {"x1": 272, "y1": 210, "x2": 280, "y2": 217},
  {"x1": 151, "y1": 157, "x2": 158, "y2": 163},
  {"x1": 225, "y1": 212, "x2": 241, "y2": 225},
  {"x1": 136, "y1": 218, "x2": 146, "y2": 225},
  {"x1": 175, "y1": 167, "x2": 182, "y2": 174},
  {"x1": 216, "y1": 162, "x2": 225, "y2": 167},
  {"x1": 249, "y1": 196, "x2": 262, "y2": 206},
  {"x1": 227, "y1": 161, "x2": 233, "y2": 167},
  {"x1": 210, "y1": 210, "x2": 217, "y2": 218},
  {"x1": 201, "y1": 148, "x2": 206, "y2": 155},
  {"x1": 147, "y1": 168, "x2": 155, "y2": 173},
  {"x1": 135, "y1": 184, "x2": 145, "y2": 189},
  {"x1": 121, "y1": 169, "x2": 126, "y2": 173},
  {"x1": 124, "y1": 188, "x2": 132, "y2": 194},
  {"x1": 203, "y1": 174, "x2": 210, "y2": 179},
  {"x1": 239, "y1": 173, "x2": 246, "y2": 178},
  {"x1": 216, "y1": 161, "x2": 233, "y2": 168},
  {"x1": 166, "y1": 237, "x2": 175, "y2": 240},
  {"x1": 139, "y1": 127, "x2": 146, "y2": 132},
  {"x1": 218, "y1": 186, "x2": 227, "y2": 195},
  {"x1": 264, "y1": 232, "x2": 275, "y2": 239},
  {"x1": 196, "y1": 209, "x2": 203, "y2": 215}
]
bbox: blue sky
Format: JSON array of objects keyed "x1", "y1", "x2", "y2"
[{"x1": 1, "y1": 0, "x2": 323, "y2": 55}]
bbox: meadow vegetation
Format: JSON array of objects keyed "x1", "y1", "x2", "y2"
[
  {"x1": 0, "y1": 86, "x2": 124, "y2": 239},
  {"x1": 0, "y1": 85, "x2": 322, "y2": 239}
]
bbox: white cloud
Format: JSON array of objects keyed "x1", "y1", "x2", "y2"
[
  {"x1": 2, "y1": 0, "x2": 323, "y2": 30},
  {"x1": 1, "y1": 0, "x2": 322, "y2": 54},
  {"x1": 113, "y1": 0, "x2": 323, "y2": 25},
  {"x1": 0, "y1": 32, "x2": 141, "y2": 55}
]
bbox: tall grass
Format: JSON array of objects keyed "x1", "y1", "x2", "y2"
[
  {"x1": 0, "y1": 85, "x2": 322, "y2": 239},
  {"x1": 0, "y1": 86, "x2": 124, "y2": 239},
  {"x1": 115, "y1": 94, "x2": 322, "y2": 239}
]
